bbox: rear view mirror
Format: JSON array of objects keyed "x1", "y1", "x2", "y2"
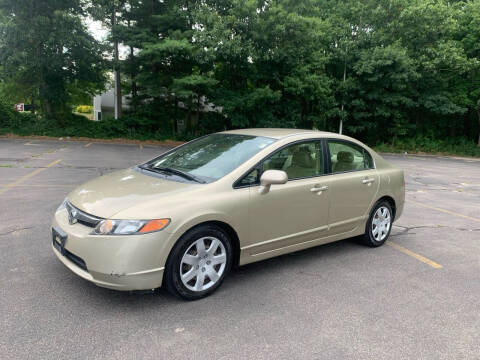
[{"x1": 259, "y1": 170, "x2": 288, "y2": 194}]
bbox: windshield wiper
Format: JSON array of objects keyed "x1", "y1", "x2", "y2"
[{"x1": 144, "y1": 165, "x2": 205, "y2": 184}]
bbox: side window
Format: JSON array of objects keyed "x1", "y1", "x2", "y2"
[
  {"x1": 237, "y1": 168, "x2": 259, "y2": 187},
  {"x1": 328, "y1": 141, "x2": 372, "y2": 173},
  {"x1": 262, "y1": 141, "x2": 323, "y2": 180},
  {"x1": 363, "y1": 149, "x2": 375, "y2": 169}
]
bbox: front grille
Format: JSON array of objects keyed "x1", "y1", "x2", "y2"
[{"x1": 66, "y1": 201, "x2": 103, "y2": 228}]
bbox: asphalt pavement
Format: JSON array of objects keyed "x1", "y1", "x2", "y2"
[{"x1": 0, "y1": 138, "x2": 479, "y2": 360}]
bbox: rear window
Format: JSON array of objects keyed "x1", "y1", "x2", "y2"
[{"x1": 328, "y1": 140, "x2": 374, "y2": 173}]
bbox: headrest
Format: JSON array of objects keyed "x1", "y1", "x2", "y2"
[
  {"x1": 337, "y1": 151, "x2": 353, "y2": 163},
  {"x1": 292, "y1": 151, "x2": 313, "y2": 168}
]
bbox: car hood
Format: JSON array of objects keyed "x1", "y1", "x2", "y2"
[{"x1": 68, "y1": 168, "x2": 196, "y2": 218}]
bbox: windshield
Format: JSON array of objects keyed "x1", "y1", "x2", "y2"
[{"x1": 143, "y1": 133, "x2": 276, "y2": 182}]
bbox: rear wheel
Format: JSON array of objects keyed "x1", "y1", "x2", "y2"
[
  {"x1": 164, "y1": 225, "x2": 232, "y2": 300},
  {"x1": 362, "y1": 201, "x2": 393, "y2": 247}
]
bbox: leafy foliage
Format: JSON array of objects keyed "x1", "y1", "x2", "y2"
[
  {"x1": 0, "y1": 0, "x2": 107, "y2": 119},
  {"x1": 0, "y1": 96, "x2": 15, "y2": 126},
  {"x1": 1, "y1": 0, "x2": 480, "y2": 151},
  {"x1": 76, "y1": 105, "x2": 93, "y2": 114}
]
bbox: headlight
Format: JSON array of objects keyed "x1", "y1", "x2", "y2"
[
  {"x1": 92, "y1": 218, "x2": 170, "y2": 235},
  {"x1": 57, "y1": 198, "x2": 68, "y2": 212}
]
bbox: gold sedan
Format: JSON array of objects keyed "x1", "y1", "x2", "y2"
[{"x1": 52, "y1": 129, "x2": 405, "y2": 300}]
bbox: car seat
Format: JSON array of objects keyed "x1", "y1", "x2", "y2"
[
  {"x1": 286, "y1": 149, "x2": 315, "y2": 178},
  {"x1": 334, "y1": 151, "x2": 354, "y2": 172}
]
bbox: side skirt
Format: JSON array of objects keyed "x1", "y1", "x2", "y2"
[{"x1": 238, "y1": 226, "x2": 365, "y2": 266}]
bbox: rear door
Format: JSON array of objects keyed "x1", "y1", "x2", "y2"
[{"x1": 326, "y1": 140, "x2": 379, "y2": 235}]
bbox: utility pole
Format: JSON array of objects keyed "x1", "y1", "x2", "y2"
[
  {"x1": 112, "y1": 0, "x2": 122, "y2": 119},
  {"x1": 339, "y1": 46, "x2": 347, "y2": 135}
]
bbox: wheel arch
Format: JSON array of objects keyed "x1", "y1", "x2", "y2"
[
  {"x1": 374, "y1": 195, "x2": 396, "y2": 219},
  {"x1": 199, "y1": 220, "x2": 241, "y2": 268},
  {"x1": 165, "y1": 220, "x2": 241, "y2": 269}
]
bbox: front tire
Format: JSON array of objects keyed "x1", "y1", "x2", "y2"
[
  {"x1": 164, "y1": 225, "x2": 232, "y2": 300},
  {"x1": 362, "y1": 201, "x2": 393, "y2": 247}
]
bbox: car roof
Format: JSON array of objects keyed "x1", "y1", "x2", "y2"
[{"x1": 220, "y1": 128, "x2": 343, "y2": 140}]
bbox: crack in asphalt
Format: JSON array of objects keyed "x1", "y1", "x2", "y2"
[
  {"x1": 392, "y1": 224, "x2": 480, "y2": 237},
  {"x1": 0, "y1": 226, "x2": 34, "y2": 236}
]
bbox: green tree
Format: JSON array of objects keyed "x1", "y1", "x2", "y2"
[
  {"x1": 458, "y1": 0, "x2": 480, "y2": 145},
  {"x1": 0, "y1": 0, "x2": 107, "y2": 119},
  {"x1": 195, "y1": 0, "x2": 335, "y2": 129}
]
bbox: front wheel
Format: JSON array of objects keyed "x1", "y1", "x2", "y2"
[
  {"x1": 362, "y1": 201, "x2": 393, "y2": 247},
  {"x1": 164, "y1": 225, "x2": 232, "y2": 300}
]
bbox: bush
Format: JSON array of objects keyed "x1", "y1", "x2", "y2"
[
  {"x1": 374, "y1": 135, "x2": 480, "y2": 157},
  {"x1": 76, "y1": 105, "x2": 93, "y2": 113},
  {"x1": 0, "y1": 110, "x2": 178, "y2": 141},
  {"x1": 0, "y1": 98, "x2": 16, "y2": 127}
]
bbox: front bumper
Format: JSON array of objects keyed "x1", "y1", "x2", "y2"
[{"x1": 51, "y1": 208, "x2": 171, "y2": 291}]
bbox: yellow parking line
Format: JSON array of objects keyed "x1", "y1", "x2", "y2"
[
  {"x1": 0, "y1": 159, "x2": 62, "y2": 196},
  {"x1": 409, "y1": 200, "x2": 480, "y2": 223},
  {"x1": 386, "y1": 241, "x2": 443, "y2": 269},
  {"x1": 84, "y1": 142, "x2": 92, "y2": 147},
  {"x1": 24, "y1": 142, "x2": 41, "y2": 146}
]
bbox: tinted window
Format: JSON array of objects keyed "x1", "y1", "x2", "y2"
[
  {"x1": 145, "y1": 134, "x2": 275, "y2": 182},
  {"x1": 262, "y1": 141, "x2": 323, "y2": 180},
  {"x1": 364, "y1": 149, "x2": 374, "y2": 169},
  {"x1": 328, "y1": 140, "x2": 373, "y2": 173},
  {"x1": 237, "y1": 168, "x2": 259, "y2": 187}
]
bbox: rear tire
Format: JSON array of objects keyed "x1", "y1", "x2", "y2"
[
  {"x1": 164, "y1": 224, "x2": 232, "y2": 300},
  {"x1": 362, "y1": 201, "x2": 393, "y2": 247}
]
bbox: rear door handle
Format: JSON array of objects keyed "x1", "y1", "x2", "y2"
[
  {"x1": 311, "y1": 185, "x2": 329, "y2": 193},
  {"x1": 362, "y1": 178, "x2": 375, "y2": 184}
]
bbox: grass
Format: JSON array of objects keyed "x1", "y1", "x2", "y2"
[{"x1": 0, "y1": 164, "x2": 14, "y2": 168}]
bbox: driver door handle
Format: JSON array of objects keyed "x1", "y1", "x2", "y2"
[
  {"x1": 362, "y1": 178, "x2": 376, "y2": 184},
  {"x1": 311, "y1": 185, "x2": 329, "y2": 193}
]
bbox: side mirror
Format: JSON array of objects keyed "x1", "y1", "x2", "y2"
[{"x1": 258, "y1": 170, "x2": 288, "y2": 194}]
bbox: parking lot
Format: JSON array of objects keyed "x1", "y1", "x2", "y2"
[{"x1": 1, "y1": 137, "x2": 479, "y2": 360}]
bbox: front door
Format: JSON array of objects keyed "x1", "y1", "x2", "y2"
[
  {"x1": 245, "y1": 140, "x2": 330, "y2": 255},
  {"x1": 326, "y1": 140, "x2": 379, "y2": 235}
]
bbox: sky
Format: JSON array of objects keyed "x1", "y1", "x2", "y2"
[
  {"x1": 85, "y1": 18, "x2": 129, "y2": 60},
  {"x1": 85, "y1": 18, "x2": 108, "y2": 41}
]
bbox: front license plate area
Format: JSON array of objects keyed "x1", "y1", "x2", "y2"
[{"x1": 52, "y1": 227, "x2": 67, "y2": 255}]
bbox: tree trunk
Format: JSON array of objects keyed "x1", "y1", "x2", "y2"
[
  {"x1": 174, "y1": 95, "x2": 178, "y2": 134},
  {"x1": 130, "y1": 45, "x2": 137, "y2": 113},
  {"x1": 477, "y1": 109, "x2": 480, "y2": 146},
  {"x1": 339, "y1": 104, "x2": 344, "y2": 135},
  {"x1": 197, "y1": 95, "x2": 201, "y2": 134},
  {"x1": 31, "y1": 91, "x2": 36, "y2": 114},
  {"x1": 112, "y1": 3, "x2": 122, "y2": 119},
  {"x1": 186, "y1": 95, "x2": 193, "y2": 132}
]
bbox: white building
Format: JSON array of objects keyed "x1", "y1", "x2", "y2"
[{"x1": 93, "y1": 87, "x2": 130, "y2": 121}]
